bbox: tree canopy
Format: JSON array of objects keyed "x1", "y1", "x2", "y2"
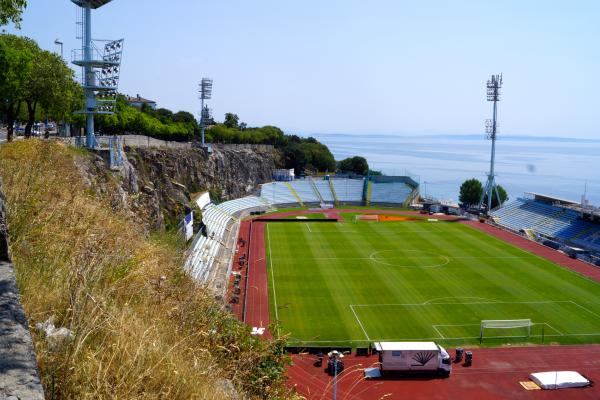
[
  {"x1": 0, "y1": 0, "x2": 27, "y2": 28},
  {"x1": 459, "y1": 178, "x2": 508, "y2": 209},
  {"x1": 459, "y1": 178, "x2": 483, "y2": 207},
  {"x1": 0, "y1": 34, "x2": 82, "y2": 140},
  {"x1": 337, "y1": 156, "x2": 369, "y2": 175},
  {"x1": 484, "y1": 184, "x2": 509, "y2": 209}
]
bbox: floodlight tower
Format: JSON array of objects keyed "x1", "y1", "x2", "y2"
[
  {"x1": 480, "y1": 73, "x2": 503, "y2": 212},
  {"x1": 199, "y1": 78, "x2": 213, "y2": 146},
  {"x1": 71, "y1": 0, "x2": 124, "y2": 149}
]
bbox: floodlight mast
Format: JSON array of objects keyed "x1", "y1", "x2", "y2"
[
  {"x1": 71, "y1": 0, "x2": 123, "y2": 149},
  {"x1": 479, "y1": 73, "x2": 504, "y2": 213},
  {"x1": 199, "y1": 78, "x2": 213, "y2": 146}
]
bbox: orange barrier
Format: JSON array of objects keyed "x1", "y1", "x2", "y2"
[{"x1": 378, "y1": 215, "x2": 419, "y2": 221}]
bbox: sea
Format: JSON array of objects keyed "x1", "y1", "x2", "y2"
[{"x1": 310, "y1": 133, "x2": 600, "y2": 206}]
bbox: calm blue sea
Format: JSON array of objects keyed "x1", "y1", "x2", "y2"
[{"x1": 310, "y1": 133, "x2": 600, "y2": 206}]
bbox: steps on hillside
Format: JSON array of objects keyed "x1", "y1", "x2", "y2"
[{"x1": 286, "y1": 182, "x2": 304, "y2": 207}]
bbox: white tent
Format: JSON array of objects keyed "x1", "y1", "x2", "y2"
[{"x1": 529, "y1": 371, "x2": 590, "y2": 390}]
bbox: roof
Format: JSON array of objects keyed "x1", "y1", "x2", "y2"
[
  {"x1": 525, "y1": 192, "x2": 578, "y2": 206},
  {"x1": 71, "y1": 0, "x2": 114, "y2": 9},
  {"x1": 125, "y1": 95, "x2": 156, "y2": 104},
  {"x1": 374, "y1": 342, "x2": 439, "y2": 351}
]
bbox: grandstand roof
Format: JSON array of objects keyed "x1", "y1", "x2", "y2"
[
  {"x1": 525, "y1": 192, "x2": 578, "y2": 206},
  {"x1": 525, "y1": 192, "x2": 600, "y2": 220}
]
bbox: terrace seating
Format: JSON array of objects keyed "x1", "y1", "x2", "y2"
[
  {"x1": 186, "y1": 196, "x2": 272, "y2": 283},
  {"x1": 370, "y1": 182, "x2": 413, "y2": 204},
  {"x1": 289, "y1": 180, "x2": 321, "y2": 203},
  {"x1": 260, "y1": 182, "x2": 298, "y2": 204},
  {"x1": 331, "y1": 178, "x2": 364, "y2": 202},
  {"x1": 313, "y1": 179, "x2": 335, "y2": 202},
  {"x1": 490, "y1": 198, "x2": 600, "y2": 252}
]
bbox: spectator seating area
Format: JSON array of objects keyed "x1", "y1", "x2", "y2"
[
  {"x1": 331, "y1": 178, "x2": 364, "y2": 202},
  {"x1": 290, "y1": 180, "x2": 321, "y2": 203},
  {"x1": 186, "y1": 196, "x2": 270, "y2": 283},
  {"x1": 370, "y1": 182, "x2": 413, "y2": 204},
  {"x1": 260, "y1": 182, "x2": 298, "y2": 204},
  {"x1": 260, "y1": 177, "x2": 416, "y2": 206},
  {"x1": 490, "y1": 198, "x2": 600, "y2": 252},
  {"x1": 313, "y1": 179, "x2": 335, "y2": 202}
]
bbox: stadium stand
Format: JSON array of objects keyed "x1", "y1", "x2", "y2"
[
  {"x1": 490, "y1": 197, "x2": 600, "y2": 253},
  {"x1": 312, "y1": 179, "x2": 335, "y2": 203},
  {"x1": 331, "y1": 178, "x2": 364, "y2": 203},
  {"x1": 370, "y1": 182, "x2": 413, "y2": 204},
  {"x1": 186, "y1": 196, "x2": 270, "y2": 283},
  {"x1": 290, "y1": 180, "x2": 321, "y2": 203},
  {"x1": 260, "y1": 182, "x2": 298, "y2": 205}
]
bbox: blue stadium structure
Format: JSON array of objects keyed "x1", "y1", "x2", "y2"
[
  {"x1": 260, "y1": 176, "x2": 418, "y2": 206},
  {"x1": 490, "y1": 193, "x2": 600, "y2": 259}
]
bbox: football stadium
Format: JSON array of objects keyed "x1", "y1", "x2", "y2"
[{"x1": 184, "y1": 174, "x2": 600, "y2": 397}]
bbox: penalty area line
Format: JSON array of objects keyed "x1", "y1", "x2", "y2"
[{"x1": 349, "y1": 305, "x2": 371, "y2": 341}]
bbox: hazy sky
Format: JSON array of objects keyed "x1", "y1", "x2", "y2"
[{"x1": 6, "y1": 0, "x2": 600, "y2": 138}]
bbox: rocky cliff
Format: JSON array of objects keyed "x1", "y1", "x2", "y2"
[{"x1": 78, "y1": 143, "x2": 281, "y2": 230}]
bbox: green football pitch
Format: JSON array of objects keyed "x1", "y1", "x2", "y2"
[{"x1": 265, "y1": 214, "x2": 600, "y2": 347}]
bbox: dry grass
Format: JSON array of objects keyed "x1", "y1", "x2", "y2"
[{"x1": 0, "y1": 140, "x2": 295, "y2": 399}]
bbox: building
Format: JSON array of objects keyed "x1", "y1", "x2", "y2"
[{"x1": 125, "y1": 94, "x2": 157, "y2": 110}]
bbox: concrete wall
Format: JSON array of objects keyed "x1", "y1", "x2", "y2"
[{"x1": 0, "y1": 180, "x2": 44, "y2": 399}]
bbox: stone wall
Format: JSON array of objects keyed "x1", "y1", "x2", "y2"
[{"x1": 0, "y1": 179, "x2": 44, "y2": 399}]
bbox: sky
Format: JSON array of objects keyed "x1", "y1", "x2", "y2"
[{"x1": 5, "y1": 0, "x2": 600, "y2": 138}]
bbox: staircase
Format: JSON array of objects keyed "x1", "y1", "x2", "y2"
[
  {"x1": 309, "y1": 178, "x2": 324, "y2": 204},
  {"x1": 328, "y1": 179, "x2": 339, "y2": 206},
  {"x1": 365, "y1": 181, "x2": 373, "y2": 206},
  {"x1": 286, "y1": 182, "x2": 304, "y2": 207}
]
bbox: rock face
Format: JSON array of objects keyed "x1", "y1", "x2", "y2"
[
  {"x1": 0, "y1": 180, "x2": 45, "y2": 400},
  {"x1": 79, "y1": 143, "x2": 281, "y2": 230}
]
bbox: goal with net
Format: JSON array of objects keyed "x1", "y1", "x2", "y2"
[
  {"x1": 354, "y1": 214, "x2": 379, "y2": 223},
  {"x1": 479, "y1": 319, "x2": 531, "y2": 343}
]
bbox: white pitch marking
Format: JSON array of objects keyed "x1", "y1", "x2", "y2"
[
  {"x1": 349, "y1": 305, "x2": 371, "y2": 341},
  {"x1": 432, "y1": 325, "x2": 446, "y2": 339},
  {"x1": 305, "y1": 223, "x2": 312, "y2": 233},
  {"x1": 267, "y1": 224, "x2": 279, "y2": 332}
]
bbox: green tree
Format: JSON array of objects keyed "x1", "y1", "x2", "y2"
[
  {"x1": 337, "y1": 156, "x2": 369, "y2": 175},
  {"x1": 223, "y1": 112, "x2": 239, "y2": 129},
  {"x1": 22, "y1": 48, "x2": 79, "y2": 137},
  {"x1": 484, "y1": 184, "x2": 509, "y2": 209},
  {"x1": 459, "y1": 178, "x2": 483, "y2": 207},
  {"x1": 0, "y1": 0, "x2": 27, "y2": 28},
  {"x1": 0, "y1": 34, "x2": 35, "y2": 141}
]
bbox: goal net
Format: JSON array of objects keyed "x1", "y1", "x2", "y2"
[
  {"x1": 480, "y1": 319, "x2": 531, "y2": 342},
  {"x1": 354, "y1": 214, "x2": 379, "y2": 223}
]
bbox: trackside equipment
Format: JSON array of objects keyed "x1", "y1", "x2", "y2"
[{"x1": 373, "y1": 341, "x2": 451, "y2": 377}]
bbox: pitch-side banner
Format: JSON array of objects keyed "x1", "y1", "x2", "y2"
[{"x1": 184, "y1": 212, "x2": 194, "y2": 241}]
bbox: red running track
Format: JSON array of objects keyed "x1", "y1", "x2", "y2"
[
  {"x1": 289, "y1": 345, "x2": 600, "y2": 399},
  {"x1": 234, "y1": 209, "x2": 600, "y2": 399}
]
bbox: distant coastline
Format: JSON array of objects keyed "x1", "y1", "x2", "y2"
[{"x1": 304, "y1": 132, "x2": 600, "y2": 143}]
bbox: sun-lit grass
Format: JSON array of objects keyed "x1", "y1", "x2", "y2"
[
  {"x1": 266, "y1": 216, "x2": 600, "y2": 348},
  {"x1": 0, "y1": 140, "x2": 295, "y2": 399}
]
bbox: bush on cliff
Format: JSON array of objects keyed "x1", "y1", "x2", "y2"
[{"x1": 0, "y1": 140, "x2": 295, "y2": 399}]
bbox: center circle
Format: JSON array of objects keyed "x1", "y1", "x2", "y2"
[{"x1": 369, "y1": 249, "x2": 450, "y2": 268}]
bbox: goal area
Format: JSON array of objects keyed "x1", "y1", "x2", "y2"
[
  {"x1": 479, "y1": 319, "x2": 531, "y2": 343},
  {"x1": 354, "y1": 214, "x2": 379, "y2": 223}
]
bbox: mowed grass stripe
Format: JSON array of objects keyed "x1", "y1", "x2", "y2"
[{"x1": 265, "y1": 219, "x2": 600, "y2": 346}]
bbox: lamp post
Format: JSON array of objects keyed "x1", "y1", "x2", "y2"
[{"x1": 54, "y1": 39, "x2": 63, "y2": 58}]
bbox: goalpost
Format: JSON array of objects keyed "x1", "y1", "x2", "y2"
[
  {"x1": 354, "y1": 214, "x2": 379, "y2": 223},
  {"x1": 479, "y1": 319, "x2": 531, "y2": 343}
]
